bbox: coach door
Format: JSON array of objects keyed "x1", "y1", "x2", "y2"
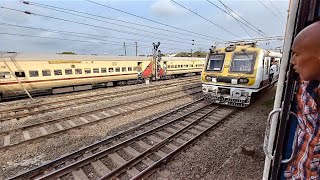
[
  {"x1": 137, "y1": 62, "x2": 142, "y2": 79},
  {"x1": 163, "y1": 61, "x2": 167, "y2": 77},
  {"x1": 263, "y1": 57, "x2": 270, "y2": 86}
]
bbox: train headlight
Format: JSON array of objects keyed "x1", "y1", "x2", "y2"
[
  {"x1": 205, "y1": 76, "x2": 212, "y2": 81},
  {"x1": 231, "y1": 79, "x2": 238, "y2": 84},
  {"x1": 212, "y1": 77, "x2": 217, "y2": 82},
  {"x1": 238, "y1": 78, "x2": 249, "y2": 84}
]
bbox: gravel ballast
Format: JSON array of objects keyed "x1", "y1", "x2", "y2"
[
  {"x1": 149, "y1": 87, "x2": 277, "y2": 180},
  {"x1": 0, "y1": 92, "x2": 199, "y2": 179}
]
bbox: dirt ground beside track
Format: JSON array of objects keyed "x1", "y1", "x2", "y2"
[{"x1": 149, "y1": 87, "x2": 276, "y2": 180}]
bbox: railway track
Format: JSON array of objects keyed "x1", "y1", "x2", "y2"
[
  {"x1": 9, "y1": 99, "x2": 236, "y2": 180},
  {"x1": 0, "y1": 77, "x2": 199, "y2": 122},
  {"x1": 0, "y1": 85, "x2": 202, "y2": 151}
]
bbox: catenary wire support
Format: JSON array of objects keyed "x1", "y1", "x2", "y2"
[{"x1": 0, "y1": 52, "x2": 34, "y2": 101}]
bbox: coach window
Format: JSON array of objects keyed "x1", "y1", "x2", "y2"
[
  {"x1": 93, "y1": 68, "x2": 99, "y2": 73},
  {"x1": 0, "y1": 72, "x2": 11, "y2": 79},
  {"x1": 65, "y1": 69, "x2": 73, "y2": 75},
  {"x1": 84, "y1": 68, "x2": 91, "y2": 74},
  {"x1": 101, "y1": 68, "x2": 107, "y2": 73},
  {"x1": 54, "y1": 70, "x2": 62, "y2": 76},
  {"x1": 128, "y1": 67, "x2": 133, "y2": 71},
  {"x1": 42, "y1": 70, "x2": 51, "y2": 76},
  {"x1": 230, "y1": 53, "x2": 255, "y2": 73},
  {"x1": 29, "y1": 70, "x2": 39, "y2": 77},
  {"x1": 178, "y1": 65, "x2": 181, "y2": 68},
  {"x1": 75, "y1": 69, "x2": 82, "y2": 74},
  {"x1": 190, "y1": 64, "x2": 193, "y2": 67},
  {"x1": 133, "y1": 67, "x2": 138, "y2": 71},
  {"x1": 122, "y1": 67, "x2": 127, "y2": 72},
  {"x1": 108, "y1": 68, "x2": 114, "y2": 73},
  {"x1": 115, "y1": 67, "x2": 120, "y2": 72},
  {"x1": 15, "y1": 71, "x2": 25, "y2": 78}
]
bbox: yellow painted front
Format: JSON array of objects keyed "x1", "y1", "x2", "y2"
[{"x1": 201, "y1": 46, "x2": 262, "y2": 87}]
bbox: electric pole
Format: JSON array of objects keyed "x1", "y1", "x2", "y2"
[
  {"x1": 123, "y1": 42, "x2": 127, "y2": 56},
  {"x1": 191, "y1": 39, "x2": 194, "y2": 57},
  {"x1": 135, "y1": 42, "x2": 138, "y2": 56}
]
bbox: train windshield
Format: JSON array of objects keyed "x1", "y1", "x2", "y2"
[
  {"x1": 206, "y1": 54, "x2": 225, "y2": 71},
  {"x1": 230, "y1": 53, "x2": 255, "y2": 73}
]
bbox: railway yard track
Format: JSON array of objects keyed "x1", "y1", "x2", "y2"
[
  {"x1": 0, "y1": 83, "x2": 202, "y2": 150},
  {"x1": 0, "y1": 77, "x2": 199, "y2": 122},
  {"x1": 9, "y1": 99, "x2": 236, "y2": 180}
]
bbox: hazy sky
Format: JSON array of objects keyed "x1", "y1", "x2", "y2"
[{"x1": 0, "y1": 0, "x2": 289, "y2": 55}]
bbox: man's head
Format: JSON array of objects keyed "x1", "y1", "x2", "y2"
[{"x1": 291, "y1": 21, "x2": 320, "y2": 81}]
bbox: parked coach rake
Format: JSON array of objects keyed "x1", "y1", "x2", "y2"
[
  {"x1": 0, "y1": 53, "x2": 205, "y2": 102},
  {"x1": 201, "y1": 42, "x2": 282, "y2": 107}
]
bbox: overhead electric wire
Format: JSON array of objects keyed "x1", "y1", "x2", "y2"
[
  {"x1": 224, "y1": 7, "x2": 253, "y2": 38},
  {"x1": 0, "y1": 32, "x2": 201, "y2": 53},
  {"x1": 217, "y1": 35, "x2": 284, "y2": 44},
  {"x1": 0, "y1": 32, "x2": 135, "y2": 47},
  {"x1": 170, "y1": 0, "x2": 241, "y2": 38},
  {"x1": 268, "y1": 0, "x2": 285, "y2": 16},
  {"x1": 0, "y1": 23, "x2": 137, "y2": 46},
  {"x1": 0, "y1": 23, "x2": 199, "y2": 48},
  {"x1": 205, "y1": 0, "x2": 254, "y2": 38},
  {"x1": 206, "y1": 0, "x2": 267, "y2": 37},
  {"x1": 0, "y1": 23, "x2": 148, "y2": 44},
  {"x1": 257, "y1": 0, "x2": 286, "y2": 24},
  {"x1": 22, "y1": 1, "x2": 214, "y2": 42},
  {"x1": 85, "y1": 0, "x2": 222, "y2": 41},
  {"x1": 21, "y1": 1, "x2": 211, "y2": 44},
  {"x1": 0, "y1": 6, "x2": 208, "y2": 46},
  {"x1": 217, "y1": 0, "x2": 268, "y2": 36}
]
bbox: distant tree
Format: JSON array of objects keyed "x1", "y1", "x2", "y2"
[
  {"x1": 175, "y1": 51, "x2": 207, "y2": 57},
  {"x1": 193, "y1": 51, "x2": 207, "y2": 57},
  {"x1": 60, "y1": 52, "x2": 77, "y2": 55},
  {"x1": 175, "y1": 52, "x2": 189, "y2": 57}
]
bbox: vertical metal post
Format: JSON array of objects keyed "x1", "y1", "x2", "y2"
[
  {"x1": 123, "y1": 42, "x2": 127, "y2": 56},
  {"x1": 152, "y1": 42, "x2": 161, "y2": 80},
  {"x1": 135, "y1": 42, "x2": 138, "y2": 56}
]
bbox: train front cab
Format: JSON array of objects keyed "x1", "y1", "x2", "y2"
[
  {"x1": 201, "y1": 44, "x2": 280, "y2": 107},
  {"x1": 262, "y1": 1, "x2": 320, "y2": 179}
]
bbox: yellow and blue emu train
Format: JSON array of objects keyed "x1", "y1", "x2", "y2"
[{"x1": 201, "y1": 43, "x2": 282, "y2": 107}]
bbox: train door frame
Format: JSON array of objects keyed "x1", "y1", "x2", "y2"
[
  {"x1": 162, "y1": 61, "x2": 167, "y2": 79},
  {"x1": 263, "y1": 56, "x2": 271, "y2": 86},
  {"x1": 262, "y1": 0, "x2": 320, "y2": 179},
  {"x1": 137, "y1": 61, "x2": 142, "y2": 80}
]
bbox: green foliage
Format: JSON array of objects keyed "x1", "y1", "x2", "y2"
[
  {"x1": 175, "y1": 51, "x2": 207, "y2": 57},
  {"x1": 60, "y1": 52, "x2": 77, "y2": 55}
]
